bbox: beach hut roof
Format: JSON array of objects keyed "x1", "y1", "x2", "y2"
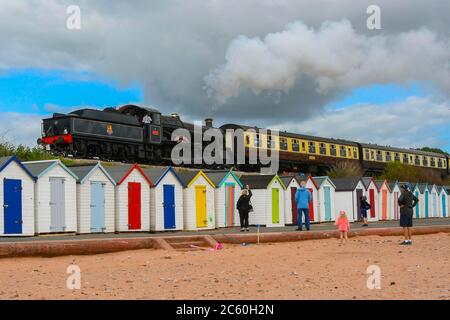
[
  {"x1": 142, "y1": 166, "x2": 186, "y2": 188},
  {"x1": 330, "y1": 177, "x2": 362, "y2": 191},
  {"x1": 0, "y1": 156, "x2": 35, "y2": 180},
  {"x1": 68, "y1": 163, "x2": 116, "y2": 185},
  {"x1": 361, "y1": 177, "x2": 373, "y2": 189},
  {"x1": 23, "y1": 159, "x2": 78, "y2": 180},
  {"x1": 313, "y1": 176, "x2": 336, "y2": 189},
  {"x1": 104, "y1": 163, "x2": 153, "y2": 186},
  {"x1": 176, "y1": 170, "x2": 215, "y2": 188},
  {"x1": 203, "y1": 170, "x2": 243, "y2": 188},
  {"x1": 279, "y1": 175, "x2": 300, "y2": 188},
  {"x1": 239, "y1": 174, "x2": 285, "y2": 190}
]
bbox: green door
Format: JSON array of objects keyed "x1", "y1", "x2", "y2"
[{"x1": 272, "y1": 188, "x2": 279, "y2": 224}]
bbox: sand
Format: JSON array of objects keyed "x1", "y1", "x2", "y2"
[{"x1": 0, "y1": 233, "x2": 449, "y2": 300}]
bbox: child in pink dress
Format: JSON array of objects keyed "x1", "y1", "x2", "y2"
[{"x1": 335, "y1": 210, "x2": 350, "y2": 244}]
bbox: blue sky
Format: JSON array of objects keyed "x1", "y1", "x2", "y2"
[{"x1": 0, "y1": 69, "x2": 143, "y2": 115}]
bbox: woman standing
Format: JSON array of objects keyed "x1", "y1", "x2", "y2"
[
  {"x1": 360, "y1": 195, "x2": 371, "y2": 227},
  {"x1": 236, "y1": 185, "x2": 252, "y2": 232}
]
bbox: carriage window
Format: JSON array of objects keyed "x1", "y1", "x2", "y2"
[
  {"x1": 394, "y1": 153, "x2": 400, "y2": 161},
  {"x1": 353, "y1": 148, "x2": 358, "y2": 158},
  {"x1": 267, "y1": 135, "x2": 275, "y2": 149},
  {"x1": 410, "y1": 156, "x2": 413, "y2": 163},
  {"x1": 347, "y1": 147, "x2": 352, "y2": 158},
  {"x1": 340, "y1": 146, "x2": 346, "y2": 157},
  {"x1": 370, "y1": 150, "x2": 375, "y2": 160},
  {"x1": 423, "y1": 157, "x2": 428, "y2": 166},
  {"x1": 319, "y1": 143, "x2": 326, "y2": 155},
  {"x1": 301, "y1": 142, "x2": 306, "y2": 151},
  {"x1": 331, "y1": 145, "x2": 337, "y2": 156},
  {"x1": 254, "y1": 134, "x2": 260, "y2": 148},
  {"x1": 308, "y1": 141, "x2": 316, "y2": 154},
  {"x1": 430, "y1": 158, "x2": 436, "y2": 167},
  {"x1": 280, "y1": 138, "x2": 288, "y2": 151},
  {"x1": 376, "y1": 150, "x2": 382, "y2": 161},
  {"x1": 437, "y1": 158, "x2": 443, "y2": 168},
  {"x1": 385, "y1": 152, "x2": 391, "y2": 162},
  {"x1": 403, "y1": 154, "x2": 408, "y2": 163},
  {"x1": 415, "y1": 156, "x2": 420, "y2": 165},
  {"x1": 364, "y1": 149, "x2": 370, "y2": 160},
  {"x1": 292, "y1": 139, "x2": 299, "y2": 152}
]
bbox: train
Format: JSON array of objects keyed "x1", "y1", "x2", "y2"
[{"x1": 38, "y1": 104, "x2": 450, "y2": 176}]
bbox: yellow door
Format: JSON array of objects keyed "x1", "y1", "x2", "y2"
[{"x1": 195, "y1": 186, "x2": 207, "y2": 227}]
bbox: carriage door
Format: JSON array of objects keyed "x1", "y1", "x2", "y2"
[
  {"x1": 381, "y1": 189, "x2": 388, "y2": 220},
  {"x1": 394, "y1": 192, "x2": 399, "y2": 220},
  {"x1": 224, "y1": 183, "x2": 235, "y2": 227},
  {"x1": 272, "y1": 188, "x2": 280, "y2": 224},
  {"x1": 50, "y1": 177, "x2": 66, "y2": 232},
  {"x1": 308, "y1": 188, "x2": 315, "y2": 221},
  {"x1": 291, "y1": 187, "x2": 297, "y2": 225},
  {"x1": 195, "y1": 186, "x2": 207, "y2": 227},
  {"x1": 3, "y1": 179, "x2": 22, "y2": 234},
  {"x1": 90, "y1": 182, "x2": 105, "y2": 232},
  {"x1": 356, "y1": 189, "x2": 363, "y2": 221},
  {"x1": 425, "y1": 191, "x2": 429, "y2": 218},
  {"x1": 163, "y1": 184, "x2": 176, "y2": 229},
  {"x1": 324, "y1": 186, "x2": 331, "y2": 221},
  {"x1": 369, "y1": 189, "x2": 376, "y2": 219},
  {"x1": 128, "y1": 182, "x2": 141, "y2": 230},
  {"x1": 442, "y1": 194, "x2": 447, "y2": 218}
]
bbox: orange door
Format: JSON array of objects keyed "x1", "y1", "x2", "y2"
[{"x1": 382, "y1": 189, "x2": 387, "y2": 220}]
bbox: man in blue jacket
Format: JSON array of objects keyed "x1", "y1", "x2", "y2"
[{"x1": 295, "y1": 180, "x2": 312, "y2": 231}]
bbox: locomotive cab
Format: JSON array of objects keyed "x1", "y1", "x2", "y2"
[{"x1": 118, "y1": 104, "x2": 162, "y2": 145}]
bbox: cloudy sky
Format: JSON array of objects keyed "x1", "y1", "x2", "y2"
[{"x1": 0, "y1": 0, "x2": 449, "y2": 152}]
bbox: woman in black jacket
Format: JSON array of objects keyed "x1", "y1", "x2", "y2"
[{"x1": 236, "y1": 185, "x2": 252, "y2": 232}]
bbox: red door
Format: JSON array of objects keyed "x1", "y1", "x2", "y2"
[
  {"x1": 291, "y1": 187, "x2": 297, "y2": 225},
  {"x1": 369, "y1": 189, "x2": 376, "y2": 218},
  {"x1": 128, "y1": 182, "x2": 141, "y2": 230},
  {"x1": 308, "y1": 188, "x2": 315, "y2": 221}
]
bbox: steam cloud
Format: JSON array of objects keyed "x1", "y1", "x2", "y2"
[{"x1": 205, "y1": 20, "x2": 450, "y2": 104}]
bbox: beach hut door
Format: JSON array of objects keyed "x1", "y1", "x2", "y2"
[
  {"x1": 163, "y1": 184, "x2": 176, "y2": 229},
  {"x1": 291, "y1": 187, "x2": 297, "y2": 225},
  {"x1": 324, "y1": 186, "x2": 331, "y2": 221},
  {"x1": 272, "y1": 188, "x2": 279, "y2": 224},
  {"x1": 90, "y1": 182, "x2": 105, "y2": 232},
  {"x1": 425, "y1": 191, "x2": 429, "y2": 218},
  {"x1": 369, "y1": 189, "x2": 376, "y2": 218},
  {"x1": 50, "y1": 177, "x2": 66, "y2": 232},
  {"x1": 415, "y1": 191, "x2": 420, "y2": 218},
  {"x1": 433, "y1": 193, "x2": 437, "y2": 217},
  {"x1": 3, "y1": 179, "x2": 22, "y2": 234},
  {"x1": 356, "y1": 189, "x2": 363, "y2": 221},
  {"x1": 394, "y1": 192, "x2": 399, "y2": 220},
  {"x1": 128, "y1": 182, "x2": 141, "y2": 230},
  {"x1": 195, "y1": 186, "x2": 207, "y2": 227},
  {"x1": 442, "y1": 194, "x2": 447, "y2": 217},
  {"x1": 382, "y1": 189, "x2": 388, "y2": 220},
  {"x1": 308, "y1": 188, "x2": 315, "y2": 221},
  {"x1": 225, "y1": 184, "x2": 235, "y2": 227}
]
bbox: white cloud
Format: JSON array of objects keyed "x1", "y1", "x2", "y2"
[
  {"x1": 0, "y1": 112, "x2": 44, "y2": 146},
  {"x1": 277, "y1": 96, "x2": 450, "y2": 149},
  {"x1": 205, "y1": 20, "x2": 450, "y2": 104}
]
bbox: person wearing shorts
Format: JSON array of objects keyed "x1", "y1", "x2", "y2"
[{"x1": 398, "y1": 184, "x2": 419, "y2": 245}]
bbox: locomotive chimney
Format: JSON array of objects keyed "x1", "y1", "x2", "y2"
[
  {"x1": 171, "y1": 113, "x2": 180, "y2": 119},
  {"x1": 205, "y1": 118, "x2": 213, "y2": 128}
]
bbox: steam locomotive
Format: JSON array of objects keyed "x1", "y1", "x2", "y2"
[{"x1": 39, "y1": 104, "x2": 449, "y2": 176}]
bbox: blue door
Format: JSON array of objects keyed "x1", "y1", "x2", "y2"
[
  {"x1": 163, "y1": 185, "x2": 176, "y2": 229},
  {"x1": 3, "y1": 179, "x2": 22, "y2": 234},
  {"x1": 415, "y1": 191, "x2": 420, "y2": 218},
  {"x1": 425, "y1": 191, "x2": 429, "y2": 218},
  {"x1": 442, "y1": 194, "x2": 447, "y2": 218},
  {"x1": 90, "y1": 182, "x2": 105, "y2": 232},
  {"x1": 324, "y1": 186, "x2": 331, "y2": 221}
]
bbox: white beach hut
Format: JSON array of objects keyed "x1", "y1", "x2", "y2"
[
  {"x1": 238, "y1": 174, "x2": 286, "y2": 227},
  {"x1": 0, "y1": 156, "x2": 35, "y2": 236},
  {"x1": 304, "y1": 175, "x2": 320, "y2": 223},
  {"x1": 142, "y1": 166, "x2": 185, "y2": 231},
  {"x1": 205, "y1": 170, "x2": 243, "y2": 228},
  {"x1": 69, "y1": 163, "x2": 116, "y2": 234},
  {"x1": 280, "y1": 175, "x2": 301, "y2": 225},
  {"x1": 331, "y1": 177, "x2": 365, "y2": 222},
  {"x1": 388, "y1": 182, "x2": 402, "y2": 221},
  {"x1": 430, "y1": 184, "x2": 440, "y2": 218},
  {"x1": 24, "y1": 160, "x2": 78, "y2": 234},
  {"x1": 417, "y1": 183, "x2": 431, "y2": 219},
  {"x1": 312, "y1": 176, "x2": 337, "y2": 222},
  {"x1": 361, "y1": 177, "x2": 380, "y2": 222},
  {"x1": 437, "y1": 186, "x2": 448, "y2": 218},
  {"x1": 105, "y1": 164, "x2": 153, "y2": 232},
  {"x1": 177, "y1": 170, "x2": 216, "y2": 231}
]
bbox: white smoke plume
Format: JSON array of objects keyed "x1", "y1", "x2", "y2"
[{"x1": 205, "y1": 20, "x2": 450, "y2": 104}]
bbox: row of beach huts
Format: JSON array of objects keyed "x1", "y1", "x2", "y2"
[{"x1": 0, "y1": 156, "x2": 448, "y2": 236}]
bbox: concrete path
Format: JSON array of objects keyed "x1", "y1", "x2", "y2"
[{"x1": 1, "y1": 218, "x2": 449, "y2": 243}]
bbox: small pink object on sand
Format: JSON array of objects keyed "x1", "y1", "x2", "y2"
[{"x1": 214, "y1": 243, "x2": 224, "y2": 250}]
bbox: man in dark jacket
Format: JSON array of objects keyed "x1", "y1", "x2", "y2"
[
  {"x1": 236, "y1": 185, "x2": 252, "y2": 232},
  {"x1": 398, "y1": 184, "x2": 419, "y2": 245}
]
